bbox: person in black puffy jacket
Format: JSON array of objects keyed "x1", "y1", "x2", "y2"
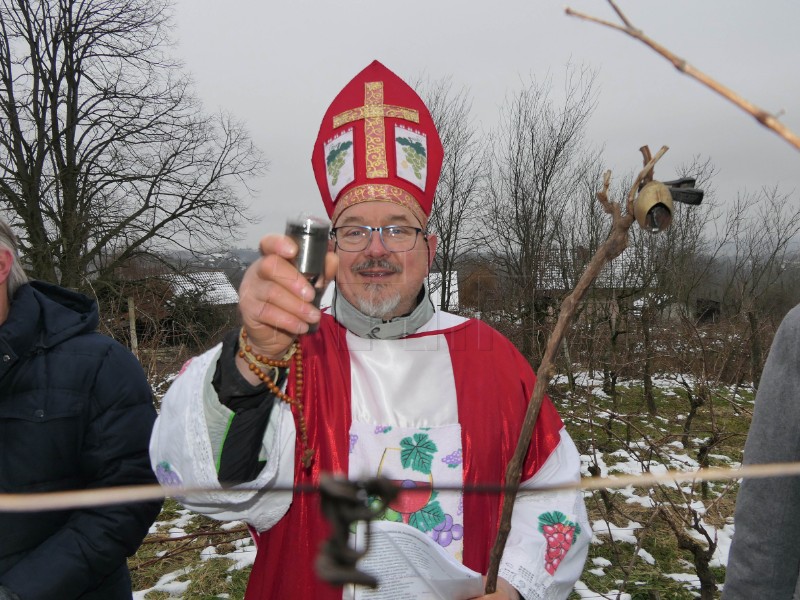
[{"x1": 0, "y1": 218, "x2": 162, "y2": 600}]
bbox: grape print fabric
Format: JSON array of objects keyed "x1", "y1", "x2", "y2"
[{"x1": 349, "y1": 421, "x2": 466, "y2": 562}]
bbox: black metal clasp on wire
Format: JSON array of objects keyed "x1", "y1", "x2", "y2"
[{"x1": 315, "y1": 474, "x2": 400, "y2": 588}]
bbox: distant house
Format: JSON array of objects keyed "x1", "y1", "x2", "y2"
[
  {"x1": 155, "y1": 271, "x2": 240, "y2": 345},
  {"x1": 428, "y1": 271, "x2": 459, "y2": 312},
  {"x1": 536, "y1": 245, "x2": 645, "y2": 294},
  {"x1": 161, "y1": 271, "x2": 239, "y2": 306},
  {"x1": 101, "y1": 269, "x2": 239, "y2": 347}
]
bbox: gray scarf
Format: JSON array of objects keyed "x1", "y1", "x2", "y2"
[{"x1": 331, "y1": 284, "x2": 434, "y2": 340}]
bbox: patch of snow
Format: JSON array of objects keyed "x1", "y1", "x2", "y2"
[
  {"x1": 133, "y1": 567, "x2": 192, "y2": 599},
  {"x1": 637, "y1": 548, "x2": 655, "y2": 565},
  {"x1": 664, "y1": 571, "x2": 701, "y2": 589},
  {"x1": 573, "y1": 580, "x2": 632, "y2": 599},
  {"x1": 591, "y1": 520, "x2": 642, "y2": 544},
  {"x1": 218, "y1": 544, "x2": 257, "y2": 571}
]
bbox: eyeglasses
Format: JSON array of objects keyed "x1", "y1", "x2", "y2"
[{"x1": 330, "y1": 225, "x2": 426, "y2": 253}]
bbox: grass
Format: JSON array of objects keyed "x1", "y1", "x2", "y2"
[
  {"x1": 131, "y1": 375, "x2": 750, "y2": 599},
  {"x1": 130, "y1": 499, "x2": 253, "y2": 599},
  {"x1": 561, "y1": 374, "x2": 749, "y2": 599}
]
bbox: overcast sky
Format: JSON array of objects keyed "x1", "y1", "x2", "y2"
[{"x1": 171, "y1": 0, "x2": 800, "y2": 248}]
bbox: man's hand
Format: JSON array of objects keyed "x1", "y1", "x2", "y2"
[
  {"x1": 236, "y1": 234, "x2": 338, "y2": 382},
  {"x1": 474, "y1": 576, "x2": 521, "y2": 599}
]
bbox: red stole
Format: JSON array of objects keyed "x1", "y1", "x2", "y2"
[{"x1": 245, "y1": 314, "x2": 564, "y2": 600}]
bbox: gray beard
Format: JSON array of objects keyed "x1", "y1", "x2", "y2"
[
  {"x1": 348, "y1": 258, "x2": 404, "y2": 319},
  {"x1": 354, "y1": 285, "x2": 403, "y2": 319},
  {"x1": 331, "y1": 283, "x2": 435, "y2": 340}
]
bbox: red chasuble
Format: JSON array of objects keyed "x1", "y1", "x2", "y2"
[{"x1": 244, "y1": 313, "x2": 564, "y2": 599}]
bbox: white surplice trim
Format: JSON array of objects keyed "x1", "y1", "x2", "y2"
[
  {"x1": 149, "y1": 343, "x2": 296, "y2": 532},
  {"x1": 498, "y1": 428, "x2": 590, "y2": 600}
]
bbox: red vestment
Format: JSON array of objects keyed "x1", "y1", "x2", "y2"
[{"x1": 244, "y1": 314, "x2": 564, "y2": 599}]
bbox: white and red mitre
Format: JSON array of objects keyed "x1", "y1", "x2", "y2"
[{"x1": 311, "y1": 60, "x2": 444, "y2": 226}]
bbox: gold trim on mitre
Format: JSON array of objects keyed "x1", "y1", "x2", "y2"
[
  {"x1": 333, "y1": 81, "x2": 420, "y2": 180},
  {"x1": 332, "y1": 184, "x2": 427, "y2": 226}
]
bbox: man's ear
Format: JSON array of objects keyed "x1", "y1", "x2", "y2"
[
  {"x1": 425, "y1": 233, "x2": 438, "y2": 270},
  {"x1": 0, "y1": 248, "x2": 13, "y2": 285}
]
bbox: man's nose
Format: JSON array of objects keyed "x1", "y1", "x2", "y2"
[{"x1": 363, "y1": 229, "x2": 390, "y2": 256}]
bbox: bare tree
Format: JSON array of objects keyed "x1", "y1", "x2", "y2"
[
  {"x1": 655, "y1": 158, "x2": 721, "y2": 306},
  {"x1": 628, "y1": 158, "x2": 721, "y2": 414},
  {"x1": 561, "y1": 168, "x2": 639, "y2": 402},
  {"x1": 0, "y1": 0, "x2": 265, "y2": 289},
  {"x1": 717, "y1": 188, "x2": 800, "y2": 387},
  {"x1": 485, "y1": 63, "x2": 601, "y2": 362},
  {"x1": 552, "y1": 161, "x2": 613, "y2": 392},
  {"x1": 418, "y1": 77, "x2": 485, "y2": 310}
]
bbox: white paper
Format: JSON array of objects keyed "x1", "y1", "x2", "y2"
[{"x1": 342, "y1": 521, "x2": 484, "y2": 600}]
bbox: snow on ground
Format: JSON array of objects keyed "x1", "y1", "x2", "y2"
[
  {"x1": 148, "y1": 508, "x2": 196, "y2": 534},
  {"x1": 133, "y1": 568, "x2": 192, "y2": 600},
  {"x1": 590, "y1": 519, "x2": 643, "y2": 545},
  {"x1": 218, "y1": 538, "x2": 258, "y2": 571},
  {"x1": 572, "y1": 580, "x2": 632, "y2": 600},
  {"x1": 637, "y1": 548, "x2": 656, "y2": 565},
  {"x1": 134, "y1": 534, "x2": 256, "y2": 599},
  {"x1": 687, "y1": 520, "x2": 736, "y2": 568},
  {"x1": 663, "y1": 572, "x2": 701, "y2": 590},
  {"x1": 136, "y1": 513, "x2": 258, "y2": 599}
]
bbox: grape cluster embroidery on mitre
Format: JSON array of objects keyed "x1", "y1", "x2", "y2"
[
  {"x1": 326, "y1": 140, "x2": 353, "y2": 185},
  {"x1": 396, "y1": 136, "x2": 426, "y2": 179}
]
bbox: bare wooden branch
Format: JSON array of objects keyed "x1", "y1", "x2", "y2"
[
  {"x1": 140, "y1": 527, "x2": 249, "y2": 545},
  {"x1": 607, "y1": 0, "x2": 634, "y2": 29},
  {"x1": 484, "y1": 145, "x2": 667, "y2": 594},
  {"x1": 5, "y1": 458, "x2": 800, "y2": 512},
  {"x1": 565, "y1": 4, "x2": 800, "y2": 152}
]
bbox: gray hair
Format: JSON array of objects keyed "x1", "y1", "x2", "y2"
[{"x1": 0, "y1": 218, "x2": 28, "y2": 299}]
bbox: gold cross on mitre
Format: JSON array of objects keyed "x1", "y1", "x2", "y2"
[{"x1": 333, "y1": 81, "x2": 419, "y2": 179}]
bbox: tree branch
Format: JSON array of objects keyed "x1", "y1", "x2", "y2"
[{"x1": 565, "y1": 2, "x2": 800, "y2": 151}]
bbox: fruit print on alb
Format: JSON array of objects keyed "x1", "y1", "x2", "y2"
[
  {"x1": 348, "y1": 421, "x2": 465, "y2": 562},
  {"x1": 538, "y1": 511, "x2": 581, "y2": 576}
]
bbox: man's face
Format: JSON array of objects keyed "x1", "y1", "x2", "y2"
[{"x1": 333, "y1": 201, "x2": 436, "y2": 320}]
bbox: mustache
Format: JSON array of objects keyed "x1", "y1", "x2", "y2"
[{"x1": 351, "y1": 259, "x2": 402, "y2": 275}]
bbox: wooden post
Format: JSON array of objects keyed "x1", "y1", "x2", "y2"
[{"x1": 128, "y1": 296, "x2": 139, "y2": 360}]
